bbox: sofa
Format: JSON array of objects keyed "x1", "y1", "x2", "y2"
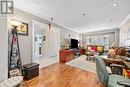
[{"x1": 86, "y1": 45, "x2": 104, "y2": 55}]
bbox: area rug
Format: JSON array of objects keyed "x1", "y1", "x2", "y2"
[{"x1": 66, "y1": 55, "x2": 96, "y2": 73}]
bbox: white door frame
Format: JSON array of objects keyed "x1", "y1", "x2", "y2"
[
  {"x1": 32, "y1": 20, "x2": 48, "y2": 63},
  {"x1": 32, "y1": 20, "x2": 60, "y2": 63}
]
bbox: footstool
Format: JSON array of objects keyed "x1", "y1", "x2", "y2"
[{"x1": 0, "y1": 76, "x2": 23, "y2": 87}]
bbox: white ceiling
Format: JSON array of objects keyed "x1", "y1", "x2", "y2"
[{"x1": 15, "y1": 0, "x2": 130, "y2": 33}]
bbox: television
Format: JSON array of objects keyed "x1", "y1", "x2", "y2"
[{"x1": 71, "y1": 39, "x2": 78, "y2": 48}]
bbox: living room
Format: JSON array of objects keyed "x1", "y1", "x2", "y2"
[{"x1": 0, "y1": 0, "x2": 130, "y2": 87}]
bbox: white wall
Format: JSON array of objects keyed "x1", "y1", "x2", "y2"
[
  {"x1": 0, "y1": 17, "x2": 8, "y2": 82},
  {"x1": 119, "y1": 14, "x2": 130, "y2": 46},
  {"x1": 48, "y1": 27, "x2": 58, "y2": 57}
]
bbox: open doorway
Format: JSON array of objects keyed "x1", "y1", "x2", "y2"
[{"x1": 32, "y1": 20, "x2": 60, "y2": 69}]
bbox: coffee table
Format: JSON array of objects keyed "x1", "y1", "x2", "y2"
[{"x1": 124, "y1": 62, "x2": 130, "y2": 69}]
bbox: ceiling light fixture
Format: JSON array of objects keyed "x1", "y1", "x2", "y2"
[
  {"x1": 113, "y1": 3, "x2": 117, "y2": 7},
  {"x1": 34, "y1": 1, "x2": 40, "y2": 6},
  {"x1": 50, "y1": 18, "x2": 54, "y2": 21},
  {"x1": 48, "y1": 17, "x2": 54, "y2": 31}
]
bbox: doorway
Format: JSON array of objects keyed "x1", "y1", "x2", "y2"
[{"x1": 32, "y1": 20, "x2": 60, "y2": 69}]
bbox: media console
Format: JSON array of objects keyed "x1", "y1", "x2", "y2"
[
  {"x1": 59, "y1": 49, "x2": 85, "y2": 63},
  {"x1": 59, "y1": 49, "x2": 74, "y2": 63}
]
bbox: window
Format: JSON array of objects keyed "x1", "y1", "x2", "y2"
[{"x1": 85, "y1": 34, "x2": 109, "y2": 49}]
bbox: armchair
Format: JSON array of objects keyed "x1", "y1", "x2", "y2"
[{"x1": 95, "y1": 54, "x2": 130, "y2": 87}]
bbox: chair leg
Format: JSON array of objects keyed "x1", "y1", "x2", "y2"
[{"x1": 86, "y1": 55, "x2": 89, "y2": 60}]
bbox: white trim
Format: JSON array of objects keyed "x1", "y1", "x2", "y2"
[
  {"x1": 32, "y1": 20, "x2": 35, "y2": 63},
  {"x1": 119, "y1": 13, "x2": 130, "y2": 28},
  {"x1": 31, "y1": 20, "x2": 48, "y2": 62}
]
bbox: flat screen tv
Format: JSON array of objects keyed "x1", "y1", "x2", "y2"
[{"x1": 71, "y1": 39, "x2": 78, "y2": 48}]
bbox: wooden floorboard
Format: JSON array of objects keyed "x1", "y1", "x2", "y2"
[{"x1": 24, "y1": 63, "x2": 104, "y2": 87}]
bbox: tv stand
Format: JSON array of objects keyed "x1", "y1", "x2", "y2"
[{"x1": 59, "y1": 49, "x2": 74, "y2": 63}]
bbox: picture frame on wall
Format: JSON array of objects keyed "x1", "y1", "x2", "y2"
[
  {"x1": 43, "y1": 36, "x2": 46, "y2": 41},
  {"x1": 11, "y1": 20, "x2": 28, "y2": 36}
]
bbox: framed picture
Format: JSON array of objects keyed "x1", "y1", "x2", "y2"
[
  {"x1": 11, "y1": 20, "x2": 28, "y2": 36},
  {"x1": 43, "y1": 36, "x2": 46, "y2": 41}
]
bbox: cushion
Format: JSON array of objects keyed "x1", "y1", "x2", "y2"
[
  {"x1": 87, "y1": 46, "x2": 91, "y2": 51},
  {"x1": 91, "y1": 46, "x2": 97, "y2": 51},
  {"x1": 108, "y1": 75, "x2": 130, "y2": 87},
  {"x1": 97, "y1": 46, "x2": 103, "y2": 52},
  {"x1": 106, "y1": 66, "x2": 112, "y2": 74}
]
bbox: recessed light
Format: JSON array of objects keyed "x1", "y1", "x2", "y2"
[
  {"x1": 82, "y1": 13, "x2": 86, "y2": 16},
  {"x1": 109, "y1": 20, "x2": 113, "y2": 22},
  {"x1": 34, "y1": 1, "x2": 40, "y2": 6},
  {"x1": 113, "y1": 3, "x2": 117, "y2": 7},
  {"x1": 50, "y1": 18, "x2": 54, "y2": 21}
]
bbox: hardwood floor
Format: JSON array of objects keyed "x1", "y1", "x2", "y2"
[{"x1": 24, "y1": 63, "x2": 104, "y2": 87}]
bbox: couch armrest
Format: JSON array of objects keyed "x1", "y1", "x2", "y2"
[
  {"x1": 117, "y1": 81, "x2": 130, "y2": 87},
  {"x1": 110, "y1": 64, "x2": 125, "y2": 68}
]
